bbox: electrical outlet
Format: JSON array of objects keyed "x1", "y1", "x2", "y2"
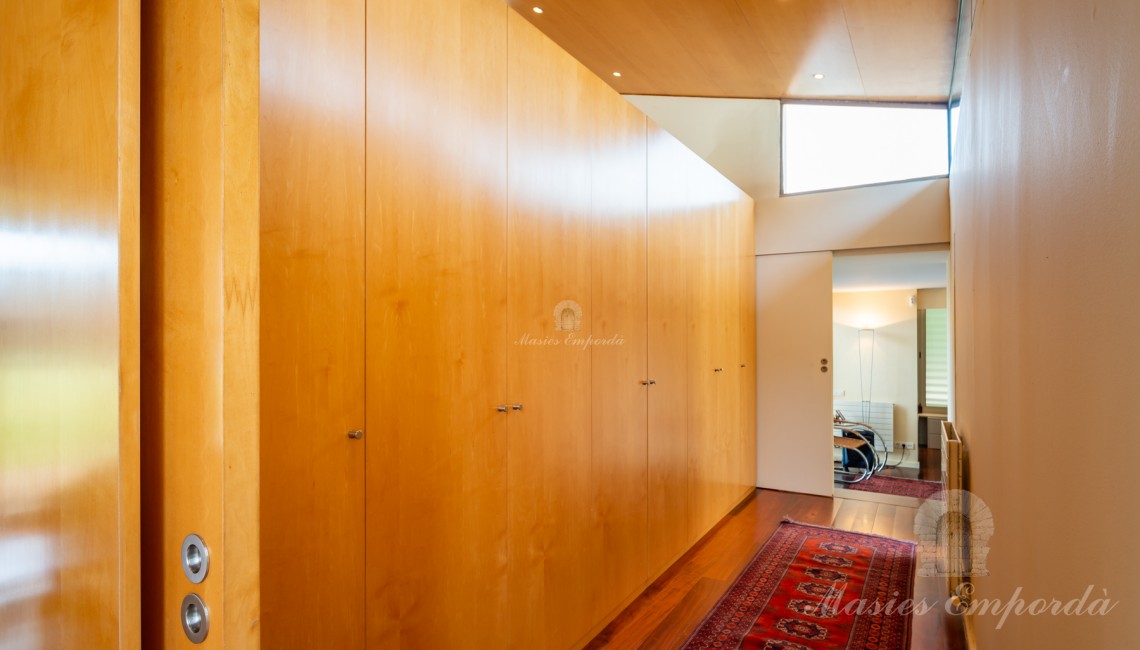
[{"x1": 895, "y1": 442, "x2": 916, "y2": 450}]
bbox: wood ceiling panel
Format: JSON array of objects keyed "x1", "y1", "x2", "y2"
[
  {"x1": 736, "y1": 0, "x2": 867, "y2": 98},
  {"x1": 506, "y1": 0, "x2": 958, "y2": 101},
  {"x1": 843, "y1": 0, "x2": 959, "y2": 100}
]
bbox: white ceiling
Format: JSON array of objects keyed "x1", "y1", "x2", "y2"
[{"x1": 833, "y1": 248, "x2": 948, "y2": 292}]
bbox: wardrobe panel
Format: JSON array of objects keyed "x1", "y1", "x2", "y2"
[
  {"x1": 586, "y1": 76, "x2": 649, "y2": 626},
  {"x1": 738, "y1": 197, "x2": 758, "y2": 493},
  {"x1": 364, "y1": 0, "x2": 509, "y2": 647},
  {"x1": 686, "y1": 163, "x2": 725, "y2": 540},
  {"x1": 715, "y1": 186, "x2": 742, "y2": 516},
  {"x1": 506, "y1": 12, "x2": 648, "y2": 648},
  {"x1": 506, "y1": 16, "x2": 596, "y2": 647},
  {"x1": 647, "y1": 126, "x2": 694, "y2": 573},
  {"x1": 260, "y1": 0, "x2": 366, "y2": 647}
]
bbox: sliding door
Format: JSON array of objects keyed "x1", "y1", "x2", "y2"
[{"x1": 1, "y1": 1, "x2": 139, "y2": 646}]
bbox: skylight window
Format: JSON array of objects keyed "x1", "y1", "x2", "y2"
[{"x1": 782, "y1": 103, "x2": 950, "y2": 195}]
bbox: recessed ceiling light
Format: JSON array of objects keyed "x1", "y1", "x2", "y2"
[
  {"x1": 532, "y1": 6, "x2": 544, "y2": 13},
  {"x1": 612, "y1": 71, "x2": 622, "y2": 77},
  {"x1": 813, "y1": 73, "x2": 826, "y2": 80}
]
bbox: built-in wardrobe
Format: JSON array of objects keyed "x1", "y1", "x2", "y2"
[{"x1": 259, "y1": 0, "x2": 756, "y2": 647}]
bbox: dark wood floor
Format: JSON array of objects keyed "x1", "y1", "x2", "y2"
[
  {"x1": 877, "y1": 446, "x2": 942, "y2": 481},
  {"x1": 585, "y1": 489, "x2": 964, "y2": 649},
  {"x1": 836, "y1": 446, "x2": 942, "y2": 489}
]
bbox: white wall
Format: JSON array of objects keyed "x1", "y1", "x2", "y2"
[
  {"x1": 951, "y1": 0, "x2": 1140, "y2": 645},
  {"x1": 624, "y1": 95, "x2": 950, "y2": 255},
  {"x1": 628, "y1": 94, "x2": 952, "y2": 492}
]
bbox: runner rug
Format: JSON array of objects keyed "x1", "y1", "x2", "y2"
[
  {"x1": 682, "y1": 520, "x2": 917, "y2": 650},
  {"x1": 842, "y1": 475, "x2": 943, "y2": 500}
]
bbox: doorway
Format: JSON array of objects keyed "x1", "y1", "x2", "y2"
[{"x1": 830, "y1": 246, "x2": 949, "y2": 502}]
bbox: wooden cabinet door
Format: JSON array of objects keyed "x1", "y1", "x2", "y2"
[
  {"x1": 586, "y1": 75, "x2": 649, "y2": 629},
  {"x1": 506, "y1": 12, "x2": 648, "y2": 649},
  {"x1": 738, "y1": 198, "x2": 759, "y2": 493},
  {"x1": 687, "y1": 163, "x2": 727, "y2": 540},
  {"x1": 1, "y1": 1, "x2": 139, "y2": 646},
  {"x1": 364, "y1": 0, "x2": 509, "y2": 647},
  {"x1": 715, "y1": 186, "x2": 742, "y2": 516},
  {"x1": 647, "y1": 126, "x2": 694, "y2": 574},
  {"x1": 260, "y1": 0, "x2": 367, "y2": 647}
]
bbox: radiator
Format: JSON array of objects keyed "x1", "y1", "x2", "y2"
[
  {"x1": 833, "y1": 400, "x2": 893, "y2": 451},
  {"x1": 941, "y1": 421, "x2": 965, "y2": 596}
]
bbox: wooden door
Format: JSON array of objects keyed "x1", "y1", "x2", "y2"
[
  {"x1": 260, "y1": 0, "x2": 367, "y2": 647},
  {"x1": 141, "y1": 0, "x2": 260, "y2": 645},
  {"x1": 506, "y1": 12, "x2": 648, "y2": 648},
  {"x1": 1, "y1": 1, "x2": 139, "y2": 646},
  {"x1": 364, "y1": 0, "x2": 509, "y2": 647},
  {"x1": 755, "y1": 252, "x2": 835, "y2": 497}
]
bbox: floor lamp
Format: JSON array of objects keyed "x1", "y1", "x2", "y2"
[{"x1": 858, "y1": 328, "x2": 876, "y2": 422}]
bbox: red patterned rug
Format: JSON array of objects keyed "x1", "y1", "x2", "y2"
[
  {"x1": 682, "y1": 521, "x2": 916, "y2": 650},
  {"x1": 840, "y1": 475, "x2": 943, "y2": 500}
]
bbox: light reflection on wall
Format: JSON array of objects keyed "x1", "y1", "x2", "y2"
[{"x1": 0, "y1": 230, "x2": 117, "y2": 273}]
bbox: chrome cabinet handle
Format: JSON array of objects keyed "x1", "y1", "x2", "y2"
[
  {"x1": 510, "y1": 404, "x2": 523, "y2": 411},
  {"x1": 496, "y1": 405, "x2": 509, "y2": 413},
  {"x1": 347, "y1": 429, "x2": 363, "y2": 440},
  {"x1": 640, "y1": 379, "x2": 657, "y2": 386}
]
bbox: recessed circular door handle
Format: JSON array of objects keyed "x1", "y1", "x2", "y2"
[
  {"x1": 181, "y1": 593, "x2": 210, "y2": 644},
  {"x1": 181, "y1": 534, "x2": 209, "y2": 584}
]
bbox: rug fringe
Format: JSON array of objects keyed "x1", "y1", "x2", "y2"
[{"x1": 779, "y1": 517, "x2": 918, "y2": 546}]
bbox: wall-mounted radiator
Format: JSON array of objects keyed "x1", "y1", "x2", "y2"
[
  {"x1": 833, "y1": 400, "x2": 894, "y2": 451},
  {"x1": 941, "y1": 420, "x2": 965, "y2": 596}
]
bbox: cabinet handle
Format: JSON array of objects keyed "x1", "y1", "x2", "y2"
[
  {"x1": 510, "y1": 404, "x2": 524, "y2": 411},
  {"x1": 347, "y1": 429, "x2": 364, "y2": 440},
  {"x1": 640, "y1": 379, "x2": 657, "y2": 386},
  {"x1": 714, "y1": 367, "x2": 725, "y2": 373},
  {"x1": 740, "y1": 364, "x2": 746, "y2": 368},
  {"x1": 496, "y1": 405, "x2": 509, "y2": 413}
]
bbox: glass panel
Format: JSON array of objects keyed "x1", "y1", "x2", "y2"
[
  {"x1": 925, "y1": 308, "x2": 949, "y2": 408},
  {"x1": 783, "y1": 103, "x2": 950, "y2": 194}
]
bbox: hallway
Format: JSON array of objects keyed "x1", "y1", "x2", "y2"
[{"x1": 587, "y1": 490, "x2": 965, "y2": 649}]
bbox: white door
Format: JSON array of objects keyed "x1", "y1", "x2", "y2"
[{"x1": 756, "y1": 252, "x2": 835, "y2": 496}]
